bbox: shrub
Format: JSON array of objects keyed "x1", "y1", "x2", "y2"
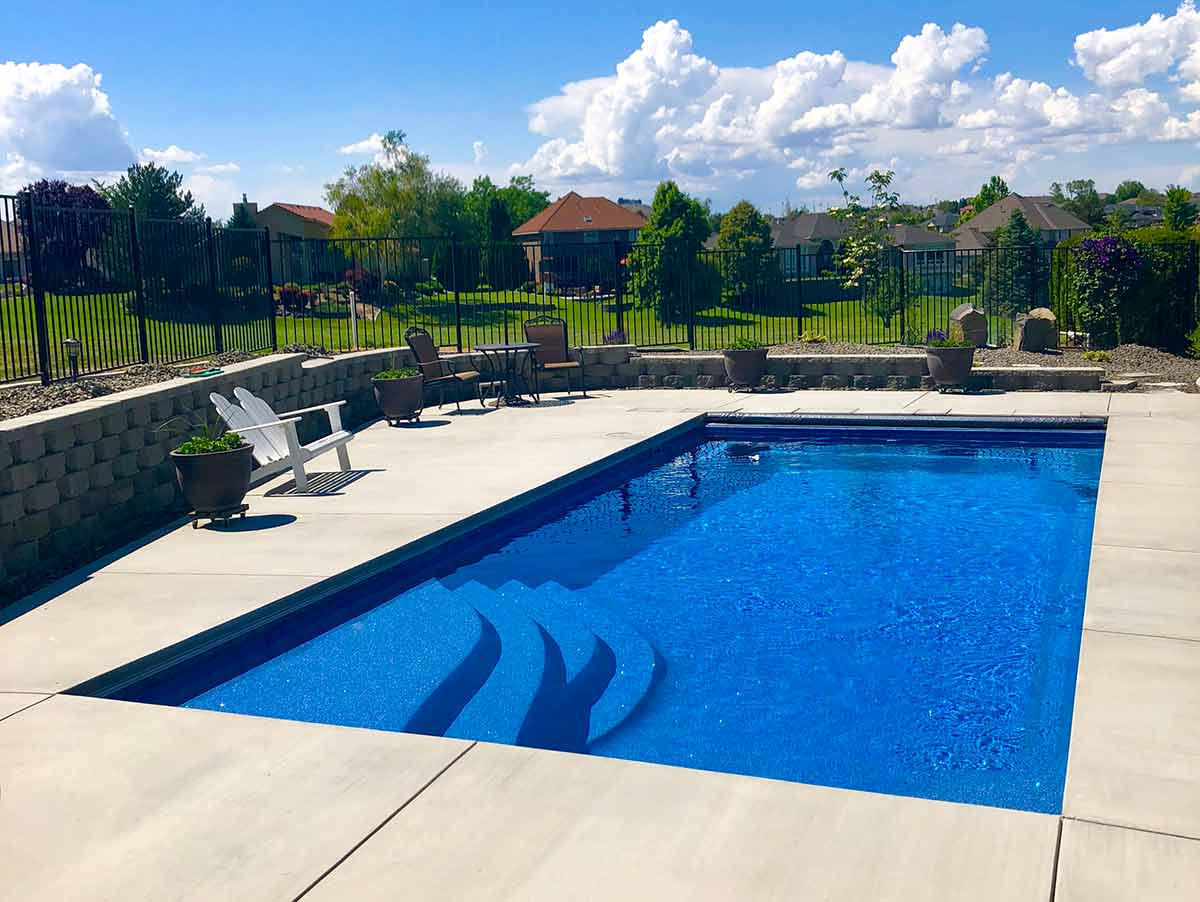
[
  {"x1": 415, "y1": 279, "x2": 442, "y2": 295},
  {"x1": 374, "y1": 368, "x2": 420, "y2": 380},
  {"x1": 520, "y1": 280, "x2": 538, "y2": 294},
  {"x1": 798, "y1": 330, "x2": 828, "y2": 343},
  {"x1": 278, "y1": 282, "x2": 312, "y2": 313},
  {"x1": 1188, "y1": 324, "x2": 1200, "y2": 359},
  {"x1": 175, "y1": 433, "x2": 245, "y2": 455},
  {"x1": 603, "y1": 329, "x2": 628, "y2": 345},
  {"x1": 1071, "y1": 235, "x2": 1144, "y2": 348},
  {"x1": 926, "y1": 330, "x2": 972, "y2": 348},
  {"x1": 1081, "y1": 349, "x2": 1112, "y2": 362},
  {"x1": 727, "y1": 337, "x2": 765, "y2": 350},
  {"x1": 344, "y1": 267, "x2": 379, "y2": 297}
]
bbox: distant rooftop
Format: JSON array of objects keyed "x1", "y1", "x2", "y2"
[{"x1": 513, "y1": 192, "x2": 647, "y2": 236}]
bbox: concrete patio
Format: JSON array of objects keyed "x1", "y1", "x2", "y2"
[{"x1": 2, "y1": 387, "x2": 1199, "y2": 900}]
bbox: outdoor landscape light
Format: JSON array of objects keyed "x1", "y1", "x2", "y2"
[{"x1": 63, "y1": 337, "x2": 81, "y2": 381}]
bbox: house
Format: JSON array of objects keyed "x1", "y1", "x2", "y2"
[
  {"x1": 951, "y1": 194, "x2": 1090, "y2": 250},
  {"x1": 890, "y1": 225, "x2": 955, "y2": 271},
  {"x1": 513, "y1": 192, "x2": 647, "y2": 288},
  {"x1": 1104, "y1": 197, "x2": 1163, "y2": 228},
  {"x1": 924, "y1": 211, "x2": 958, "y2": 233},
  {"x1": 232, "y1": 196, "x2": 336, "y2": 280},
  {"x1": 617, "y1": 198, "x2": 653, "y2": 220},
  {"x1": 1, "y1": 219, "x2": 23, "y2": 281}
]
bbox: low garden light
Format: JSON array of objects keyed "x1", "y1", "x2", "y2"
[{"x1": 63, "y1": 337, "x2": 81, "y2": 381}]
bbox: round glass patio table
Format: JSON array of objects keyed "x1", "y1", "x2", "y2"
[{"x1": 474, "y1": 342, "x2": 540, "y2": 406}]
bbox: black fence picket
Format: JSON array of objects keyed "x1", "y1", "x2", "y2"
[{"x1": 2, "y1": 196, "x2": 1198, "y2": 385}]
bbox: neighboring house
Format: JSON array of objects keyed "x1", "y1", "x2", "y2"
[
  {"x1": 1, "y1": 219, "x2": 23, "y2": 281},
  {"x1": 617, "y1": 198, "x2": 653, "y2": 220},
  {"x1": 232, "y1": 197, "x2": 336, "y2": 280},
  {"x1": 763, "y1": 213, "x2": 849, "y2": 277},
  {"x1": 890, "y1": 225, "x2": 955, "y2": 271},
  {"x1": 924, "y1": 211, "x2": 958, "y2": 233},
  {"x1": 951, "y1": 194, "x2": 1090, "y2": 250},
  {"x1": 513, "y1": 192, "x2": 646, "y2": 288},
  {"x1": 1104, "y1": 198, "x2": 1164, "y2": 228}
]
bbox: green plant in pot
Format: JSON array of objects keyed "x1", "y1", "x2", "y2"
[
  {"x1": 372, "y1": 366, "x2": 424, "y2": 425},
  {"x1": 159, "y1": 415, "x2": 253, "y2": 527},
  {"x1": 925, "y1": 330, "x2": 975, "y2": 391},
  {"x1": 722, "y1": 337, "x2": 769, "y2": 391}
]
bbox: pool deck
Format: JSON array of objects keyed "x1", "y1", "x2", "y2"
[{"x1": 2, "y1": 387, "x2": 1199, "y2": 900}]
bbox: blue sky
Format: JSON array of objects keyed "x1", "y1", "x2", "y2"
[{"x1": 2, "y1": 0, "x2": 1198, "y2": 217}]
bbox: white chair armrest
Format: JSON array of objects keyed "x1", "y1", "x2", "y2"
[
  {"x1": 275, "y1": 400, "x2": 348, "y2": 418},
  {"x1": 229, "y1": 416, "x2": 302, "y2": 435}
]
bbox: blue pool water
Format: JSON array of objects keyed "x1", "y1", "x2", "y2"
[{"x1": 179, "y1": 426, "x2": 1103, "y2": 813}]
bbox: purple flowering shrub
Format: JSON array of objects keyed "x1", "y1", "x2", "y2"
[{"x1": 1071, "y1": 235, "x2": 1144, "y2": 347}]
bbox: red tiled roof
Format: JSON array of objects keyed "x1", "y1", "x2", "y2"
[
  {"x1": 266, "y1": 203, "x2": 336, "y2": 227},
  {"x1": 0, "y1": 219, "x2": 22, "y2": 254},
  {"x1": 513, "y1": 192, "x2": 647, "y2": 236}
]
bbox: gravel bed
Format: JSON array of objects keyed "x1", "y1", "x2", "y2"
[
  {"x1": 771, "y1": 340, "x2": 1199, "y2": 392},
  {"x1": 0, "y1": 364, "x2": 183, "y2": 421}
]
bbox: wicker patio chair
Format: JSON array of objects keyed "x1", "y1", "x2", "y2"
[
  {"x1": 404, "y1": 326, "x2": 483, "y2": 411},
  {"x1": 523, "y1": 315, "x2": 587, "y2": 399}
]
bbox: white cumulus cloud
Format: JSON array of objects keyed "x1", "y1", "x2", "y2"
[
  {"x1": 1074, "y1": 1, "x2": 1200, "y2": 96},
  {"x1": 194, "y1": 161, "x2": 240, "y2": 174},
  {"x1": 141, "y1": 144, "x2": 205, "y2": 164},
  {"x1": 472, "y1": 140, "x2": 488, "y2": 164},
  {"x1": 338, "y1": 133, "x2": 385, "y2": 156},
  {"x1": 0, "y1": 61, "x2": 134, "y2": 185}
]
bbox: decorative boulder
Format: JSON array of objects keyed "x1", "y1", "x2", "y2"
[
  {"x1": 948, "y1": 304, "x2": 988, "y2": 347},
  {"x1": 1012, "y1": 307, "x2": 1058, "y2": 352}
]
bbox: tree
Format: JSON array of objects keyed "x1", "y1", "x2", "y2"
[
  {"x1": 96, "y1": 163, "x2": 204, "y2": 220},
  {"x1": 1163, "y1": 184, "x2": 1197, "y2": 231},
  {"x1": 961, "y1": 176, "x2": 1010, "y2": 222},
  {"x1": 324, "y1": 130, "x2": 466, "y2": 239},
  {"x1": 462, "y1": 174, "x2": 549, "y2": 245},
  {"x1": 1112, "y1": 180, "x2": 1147, "y2": 203},
  {"x1": 1053, "y1": 179, "x2": 1105, "y2": 226},
  {"x1": 982, "y1": 210, "x2": 1045, "y2": 315},
  {"x1": 15, "y1": 179, "x2": 112, "y2": 290},
  {"x1": 828, "y1": 167, "x2": 913, "y2": 329},
  {"x1": 716, "y1": 200, "x2": 776, "y2": 307},
  {"x1": 627, "y1": 180, "x2": 712, "y2": 323},
  {"x1": 226, "y1": 196, "x2": 258, "y2": 230}
]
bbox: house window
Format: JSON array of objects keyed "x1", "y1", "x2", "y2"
[{"x1": 583, "y1": 231, "x2": 599, "y2": 243}]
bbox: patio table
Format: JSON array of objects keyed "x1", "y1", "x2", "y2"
[{"x1": 474, "y1": 342, "x2": 540, "y2": 406}]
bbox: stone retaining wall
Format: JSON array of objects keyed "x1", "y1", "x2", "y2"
[{"x1": 0, "y1": 343, "x2": 1104, "y2": 603}]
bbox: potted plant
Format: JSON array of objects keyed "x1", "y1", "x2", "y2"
[
  {"x1": 722, "y1": 337, "x2": 769, "y2": 390},
  {"x1": 373, "y1": 367, "x2": 424, "y2": 425},
  {"x1": 925, "y1": 330, "x2": 975, "y2": 391},
  {"x1": 161, "y1": 416, "x2": 254, "y2": 527}
]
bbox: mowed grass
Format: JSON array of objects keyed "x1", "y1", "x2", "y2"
[{"x1": 2, "y1": 282, "x2": 1016, "y2": 382}]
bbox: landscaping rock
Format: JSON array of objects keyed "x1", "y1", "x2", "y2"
[
  {"x1": 948, "y1": 304, "x2": 988, "y2": 347},
  {"x1": 787, "y1": 375, "x2": 811, "y2": 390},
  {"x1": 662, "y1": 375, "x2": 685, "y2": 389},
  {"x1": 637, "y1": 375, "x2": 658, "y2": 388},
  {"x1": 821, "y1": 375, "x2": 848, "y2": 389},
  {"x1": 1012, "y1": 308, "x2": 1058, "y2": 352}
]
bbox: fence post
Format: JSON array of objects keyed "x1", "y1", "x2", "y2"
[
  {"x1": 262, "y1": 227, "x2": 277, "y2": 350},
  {"x1": 127, "y1": 206, "x2": 150, "y2": 364},
  {"x1": 795, "y1": 245, "x2": 804, "y2": 339},
  {"x1": 897, "y1": 249, "x2": 907, "y2": 343},
  {"x1": 684, "y1": 243, "x2": 696, "y2": 349},
  {"x1": 451, "y1": 236, "x2": 463, "y2": 352},
  {"x1": 22, "y1": 197, "x2": 53, "y2": 385},
  {"x1": 614, "y1": 241, "x2": 625, "y2": 338},
  {"x1": 204, "y1": 217, "x2": 223, "y2": 354}
]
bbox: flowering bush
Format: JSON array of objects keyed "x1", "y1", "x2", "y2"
[
  {"x1": 1071, "y1": 236, "x2": 1144, "y2": 347},
  {"x1": 602, "y1": 329, "x2": 628, "y2": 345}
]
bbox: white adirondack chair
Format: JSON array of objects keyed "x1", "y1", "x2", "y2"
[{"x1": 209, "y1": 388, "x2": 353, "y2": 492}]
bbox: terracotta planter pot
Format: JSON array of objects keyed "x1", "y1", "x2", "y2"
[
  {"x1": 722, "y1": 347, "x2": 768, "y2": 388},
  {"x1": 925, "y1": 346, "x2": 975, "y2": 389},
  {"x1": 373, "y1": 374, "x2": 424, "y2": 425},
  {"x1": 170, "y1": 443, "x2": 253, "y2": 516}
]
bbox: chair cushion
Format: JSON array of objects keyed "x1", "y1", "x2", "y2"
[
  {"x1": 540, "y1": 361, "x2": 580, "y2": 371},
  {"x1": 453, "y1": 370, "x2": 480, "y2": 381}
]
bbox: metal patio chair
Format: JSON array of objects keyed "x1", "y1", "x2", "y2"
[
  {"x1": 523, "y1": 315, "x2": 587, "y2": 400},
  {"x1": 404, "y1": 326, "x2": 484, "y2": 411}
]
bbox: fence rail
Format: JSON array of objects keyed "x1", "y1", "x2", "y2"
[{"x1": 2, "y1": 194, "x2": 1198, "y2": 386}]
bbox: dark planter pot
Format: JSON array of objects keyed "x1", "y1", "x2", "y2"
[
  {"x1": 171, "y1": 443, "x2": 253, "y2": 518},
  {"x1": 722, "y1": 347, "x2": 768, "y2": 389},
  {"x1": 373, "y1": 374, "x2": 424, "y2": 425},
  {"x1": 926, "y1": 346, "x2": 975, "y2": 389}
]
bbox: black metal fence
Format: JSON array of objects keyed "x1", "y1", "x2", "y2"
[{"x1": 3, "y1": 194, "x2": 1198, "y2": 386}]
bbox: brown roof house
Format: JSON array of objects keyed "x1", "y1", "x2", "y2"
[
  {"x1": 513, "y1": 192, "x2": 647, "y2": 289},
  {"x1": 233, "y1": 196, "x2": 337, "y2": 282},
  {"x1": 952, "y1": 194, "x2": 1090, "y2": 250},
  {"x1": 1, "y1": 218, "x2": 24, "y2": 281}
]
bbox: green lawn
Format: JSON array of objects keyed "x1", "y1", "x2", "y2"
[{"x1": 2, "y1": 282, "x2": 1017, "y2": 382}]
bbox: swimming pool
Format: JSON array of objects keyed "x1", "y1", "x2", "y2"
[{"x1": 126, "y1": 422, "x2": 1104, "y2": 813}]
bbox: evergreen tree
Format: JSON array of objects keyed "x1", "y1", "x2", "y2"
[
  {"x1": 627, "y1": 181, "x2": 712, "y2": 323},
  {"x1": 96, "y1": 163, "x2": 204, "y2": 220},
  {"x1": 1163, "y1": 185, "x2": 1197, "y2": 231},
  {"x1": 716, "y1": 200, "x2": 776, "y2": 307},
  {"x1": 983, "y1": 210, "x2": 1046, "y2": 315}
]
